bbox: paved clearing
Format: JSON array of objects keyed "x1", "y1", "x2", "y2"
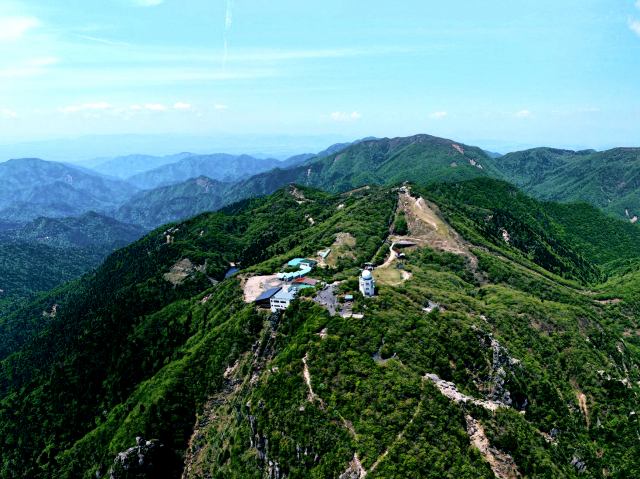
[{"x1": 313, "y1": 282, "x2": 339, "y2": 316}]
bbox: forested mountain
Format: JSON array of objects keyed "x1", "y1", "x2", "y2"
[
  {"x1": 126, "y1": 154, "x2": 285, "y2": 190},
  {"x1": 1, "y1": 179, "x2": 639, "y2": 478},
  {"x1": 232, "y1": 134, "x2": 498, "y2": 196},
  {"x1": 108, "y1": 135, "x2": 640, "y2": 232},
  {"x1": 115, "y1": 176, "x2": 233, "y2": 229},
  {"x1": 3, "y1": 211, "x2": 145, "y2": 249},
  {"x1": 90, "y1": 153, "x2": 196, "y2": 179},
  {"x1": 0, "y1": 158, "x2": 138, "y2": 223},
  {"x1": 488, "y1": 147, "x2": 640, "y2": 219},
  {"x1": 0, "y1": 212, "x2": 145, "y2": 314}
]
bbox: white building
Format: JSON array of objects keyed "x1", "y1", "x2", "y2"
[
  {"x1": 270, "y1": 286, "x2": 298, "y2": 312},
  {"x1": 359, "y1": 269, "x2": 376, "y2": 297}
]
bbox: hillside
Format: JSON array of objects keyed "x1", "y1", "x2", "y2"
[
  {"x1": 0, "y1": 158, "x2": 138, "y2": 223},
  {"x1": 232, "y1": 134, "x2": 499, "y2": 197},
  {"x1": 91, "y1": 153, "x2": 195, "y2": 179},
  {"x1": 0, "y1": 213, "x2": 145, "y2": 314},
  {"x1": 489, "y1": 147, "x2": 640, "y2": 219},
  {"x1": 115, "y1": 176, "x2": 233, "y2": 229},
  {"x1": 4, "y1": 211, "x2": 145, "y2": 249},
  {"x1": 127, "y1": 154, "x2": 286, "y2": 190},
  {"x1": 0, "y1": 180, "x2": 639, "y2": 478}
]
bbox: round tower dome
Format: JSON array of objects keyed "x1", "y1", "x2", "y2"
[{"x1": 362, "y1": 269, "x2": 372, "y2": 280}]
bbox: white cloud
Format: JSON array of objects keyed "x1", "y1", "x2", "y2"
[
  {"x1": 429, "y1": 111, "x2": 448, "y2": 119},
  {"x1": 134, "y1": 0, "x2": 164, "y2": 6},
  {"x1": 60, "y1": 102, "x2": 112, "y2": 113},
  {"x1": 330, "y1": 111, "x2": 362, "y2": 122},
  {"x1": 636, "y1": 0, "x2": 640, "y2": 9},
  {"x1": 629, "y1": 18, "x2": 640, "y2": 36},
  {"x1": 0, "y1": 16, "x2": 40, "y2": 41},
  {"x1": 214, "y1": 103, "x2": 229, "y2": 111},
  {"x1": 173, "y1": 102, "x2": 192, "y2": 110},
  {"x1": 143, "y1": 103, "x2": 168, "y2": 111},
  {"x1": 128, "y1": 103, "x2": 169, "y2": 112},
  {"x1": 515, "y1": 109, "x2": 532, "y2": 118},
  {"x1": 0, "y1": 108, "x2": 17, "y2": 119}
]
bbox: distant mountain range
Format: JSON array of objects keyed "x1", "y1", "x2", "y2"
[
  {"x1": 2, "y1": 136, "x2": 640, "y2": 233},
  {"x1": 491, "y1": 147, "x2": 640, "y2": 219},
  {"x1": 90, "y1": 152, "x2": 195, "y2": 178},
  {"x1": 0, "y1": 158, "x2": 137, "y2": 223},
  {"x1": 115, "y1": 176, "x2": 232, "y2": 229},
  {"x1": 126, "y1": 154, "x2": 286, "y2": 190}
]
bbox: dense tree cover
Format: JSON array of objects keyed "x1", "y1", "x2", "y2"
[
  {"x1": 0, "y1": 213, "x2": 145, "y2": 314},
  {"x1": 0, "y1": 185, "x2": 394, "y2": 477},
  {"x1": 0, "y1": 180, "x2": 639, "y2": 477},
  {"x1": 0, "y1": 242, "x2": 98, "y2": 315},
  {"x1": 393, "y1": 211, "x2": 408, "y2": 235},
  {"x1": 486, "y1": 146, "x2": 640, "y2": 219},
  {"x1": 421, "y1": 178, "x2": 640, "y2": 282}
]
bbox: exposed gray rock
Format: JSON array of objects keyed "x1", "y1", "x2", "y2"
[{"x1": 108, "y1": 437, "x2": 179, "y2": 479}]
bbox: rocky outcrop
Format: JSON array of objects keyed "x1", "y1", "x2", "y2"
[
  {"x1": 424, "y1": 373, "x2": 506, "y2": 412},
  {"x1": 475, "y1": 329, "x2": 525, "y2": 410},
  {"x1": 108, "y1": 437, "x2": 179, "y2": 479},
  {"x1": 465, "y1": 416, "x2": 521, "y2": 479},
  {"x1": 339, "y1": 454, "x2": 367, "y2": 479}
]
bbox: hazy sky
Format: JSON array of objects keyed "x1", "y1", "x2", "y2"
[{"x1": 1, "y1": 0, "x2": 639, "y2": 152}]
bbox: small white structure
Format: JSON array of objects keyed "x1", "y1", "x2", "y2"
[
  {"x1": 359, "y1": 269, "x2": 376, "y2": 297},
  {"x1": 270, "y1": 286, "x2": 298, "y2": 312}
]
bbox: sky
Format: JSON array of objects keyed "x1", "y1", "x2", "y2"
[{"x1": 0, "y1": 0, "x2": 640, "y2": 157}]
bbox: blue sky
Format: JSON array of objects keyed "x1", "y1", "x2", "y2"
[{"x1": 1, "y1": 0, "x2": 640, "y2": 154}]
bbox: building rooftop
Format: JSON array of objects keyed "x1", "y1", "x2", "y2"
[
  {"x1": 255, "y1": 287, "x2": 282, "y2": 302},
  {"x1": 273, "y1": 286, "x2": 298, "y2": 302},
  {"x1": 277, "y1": 266, "x2": 312, "y2": 281},
  {"x1": 293, "y1": 277, "x2": 319, "y2": 285},
  {"x1": 287, "y1": 257, "x2": 317, "y2": 267},
  {"x1": 287, "y1": 258, "x2": 306, "y2": 267}
]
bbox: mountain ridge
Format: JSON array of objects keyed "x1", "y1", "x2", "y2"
[{"x1": 0, "y1": 179, "x2": 639, "y2": 477}]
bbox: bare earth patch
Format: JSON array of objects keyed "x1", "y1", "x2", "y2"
[
  {"x1": 466, "y1": 415, "x2": 521, "y2": 479},
  {"x1": 164, "y1": 258, "x2": 203, "y2": 285},
  {"x1": 242, "y1": 274, "x2": 281, "y2": 303},
  {"x1": 374, "y1": 190, "x2": 477, "y2": 286},
  {"x1": 576, "y1": 388, "x2": 590, "y2": 427},
  {"x1": 424, "y1": 373, "x2": 507, "y2": 412}
]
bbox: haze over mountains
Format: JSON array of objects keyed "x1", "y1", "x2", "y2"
[
  {"x1": 2, "y1": 132, "x2": 640, "y2": 316},
  {"x1": 2, "y1": 134, "x2": 640, "y2": 233}
]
